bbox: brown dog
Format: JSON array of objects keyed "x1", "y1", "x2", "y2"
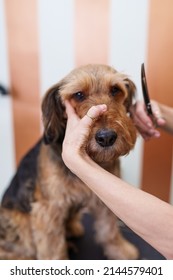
[{"x1": 0, "y1": 64, "x2": 138, "y2": 259}]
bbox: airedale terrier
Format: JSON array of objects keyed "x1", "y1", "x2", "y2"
[{"x1": 0, "y1": 64, "x2": 138, "y2": 259}]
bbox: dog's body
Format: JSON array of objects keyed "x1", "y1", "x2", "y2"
[{"x1": 0, "y1": 64, "x2": 138, "y2": 259}]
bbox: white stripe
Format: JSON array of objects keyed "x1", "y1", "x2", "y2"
[
  {"x1": 0, "y1": 97, "x2": 15, "y2": 201},
  {"x1": 38, "y1": 0, "x2": 75, "y2": 98},
  {"x1": 0, "y1": 0, "x2": 15, "y2": 200},
  {"x1": 109, "y1": 0, "x2": 149, "y2": 187},
  {"x1": 0, "y1": 0, "x2": 10, "y2": 88}
]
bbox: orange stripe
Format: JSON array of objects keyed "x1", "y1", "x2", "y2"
[
  {"x1": 142, "y1": 0, "x2": 173, "y2": 201},
  {"x1": 74, "y1": 0, "x2": 110, "y2": 66},
  {"x1": 5, "y1": 0, "x2": 40, "y2": 165}
]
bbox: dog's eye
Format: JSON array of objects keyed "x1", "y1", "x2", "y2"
[
  {"x1": 111, "y1": 86, "x2": 121, "y2": 96},
  {"x1": 73, "y1": 91, "x2": 85, "y2": 102}
]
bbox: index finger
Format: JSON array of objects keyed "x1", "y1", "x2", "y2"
[
  {"x1": 136, "y1": 101, "x2": 154, "y2": 128},
  {"x1": 64, "y1": 100, "x2": 76, "y2": 117}
]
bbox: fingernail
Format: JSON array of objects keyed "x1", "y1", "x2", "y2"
[
  {"x1": 147, "y1": 122, "x2": 152, "y2": 128},
  {"x1": 154, "y1": 131, "x2": 160, "y2": 137},
  {"x1": 101, "y1": 104, "x2": 107, "y2": 111},
  {"x1": 154, "y1": 110, "x2": 160, "y2": 116}
]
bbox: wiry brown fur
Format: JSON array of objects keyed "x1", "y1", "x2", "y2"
[{"x1": 0, "y1": 64, "x2": 139, "y2": 259}]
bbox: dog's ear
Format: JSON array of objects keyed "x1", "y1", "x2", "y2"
[
  {"x1": 123, "y1": 78, "x2": 136, "y2": 112},
  {"x1": 42, "y1": 83, "x2": 66, "y2": 144}
]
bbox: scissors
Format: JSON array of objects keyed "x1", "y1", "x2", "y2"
[{"x1": 141, "y1": 63, "x2": 153, "y2": 116}]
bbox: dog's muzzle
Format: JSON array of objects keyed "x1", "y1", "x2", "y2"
[{"x1": 95, "y1": 129, "x2": 117, "y2": 147}]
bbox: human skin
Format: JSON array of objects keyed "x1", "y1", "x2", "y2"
[
  {"x1": 130, "y1": 100, "x2": 173, "y2": 139},
  {"x1": 62, "y1": 101, "x2": 173, "y2": 259}
]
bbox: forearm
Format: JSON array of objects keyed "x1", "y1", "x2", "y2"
[
  {"x1": 159, "y1": 103, "x2": 173, "y2": 134},
  {"x1": 63, "y1": 101, "x2": 173, "y2": 259},
  {"x1": 72, "y1": 157, "x2": 173, "y2": 259}
]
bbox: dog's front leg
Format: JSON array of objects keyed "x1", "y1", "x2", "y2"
[
  {"x1": 91, "y1": 198, "x2": 139, "y2": 260},
  {"x1": 31, "y1": 200, "x2": 68, "y2": 259}
]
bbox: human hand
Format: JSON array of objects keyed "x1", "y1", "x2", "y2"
[
  {"x1": 130, "y1": 100, "x2": 166, "y2": 140},
  {"x1": 62, "y1": 101, "x2": 107, "y2": 169}
]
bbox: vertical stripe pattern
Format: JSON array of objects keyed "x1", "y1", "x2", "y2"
[
  {"x1": 38, "y1": 0, "x2": 74, "y2": 97},
  {"x1": 0, "y1": 0, "x2": 15, "y2": 198},
  {"x1": 1, "y1": 0, "x2": 173, "y2": 203},
  {"x1": 142, "y1": 0, "x2": 173, "y2": 201},
  {"x1": 5, "y1": 0, "x2": 40, "y2": 165},
  {"x1": 110, "y1": 0, "x2": 149, "y2": 188},
  {"x1": 74, "y1": 0, "x2": 110, "y2": 66}
]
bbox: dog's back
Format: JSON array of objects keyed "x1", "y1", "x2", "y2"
[{"x1": 1, "y1": 139, "x2": 42, "y2": 212}]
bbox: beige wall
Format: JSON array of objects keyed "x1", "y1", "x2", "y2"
[
  {"x1": 142, "y1": 0, "x2": 173, "y2": 201},
  {"x1": 5, "y1": 0, "x2": 40, "y2": 164}
]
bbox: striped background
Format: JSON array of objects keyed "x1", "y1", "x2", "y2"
[{"x1": 0, "y1": 0, "x2": 173, "y2": 203}]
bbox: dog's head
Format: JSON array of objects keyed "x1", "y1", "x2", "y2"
[{"x1": 42, "y1": 64, "x2": 137, "y2": 163}]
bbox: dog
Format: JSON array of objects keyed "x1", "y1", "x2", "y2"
[{"x1": 0, "y1": 64, "x2": 138, "y2": 259}]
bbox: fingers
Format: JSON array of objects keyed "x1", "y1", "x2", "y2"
[
  {"x1": 134, "y1": 101, "x2": 153, "y2": 128},
  {"x1": 63, "y1": 102, "x2": 108, "y2": 161},
  {"x1": 64, "y1": 100, "x2": 80, "y2": 131},
  {"x1": 64, "y1": 100, "x2": 107, "y2": 125},
  {"x1": 130, "y1": 100, "x2": 163, "y2": 140},
  {"x1": 151, "y1": 101, "x2": 166, "y2": 126},
  {"x1": 83, "y1": 104, "x2": 107, "y2": 124},
  {"x1": 64, "y1": 101, "x2": 107, "y2": 143},
  {"x1": 64, "y1": 100, "x2": 78, "y2": 119}
]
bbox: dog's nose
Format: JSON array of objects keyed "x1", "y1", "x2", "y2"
[{"x1": 95, "y1": 129, "x2": 117, "y2": 147}]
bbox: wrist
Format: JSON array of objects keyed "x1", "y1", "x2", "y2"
[
  {"x1": 158, "y1": 103, "x2": 173, "y2": 134},
  {"x1": 150, "y1": 101, "x2": 166, "y2": 128},
  {"x1": 62, "y1": 150, "x2": 93, "y2": 175},
  {"x1": 158, "y1": 103, "x2": 168, "y2": 119}
]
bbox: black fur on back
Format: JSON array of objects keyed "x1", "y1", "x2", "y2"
[{"x1": 1, "y1": 139, "x2": 42, "y2": 212}]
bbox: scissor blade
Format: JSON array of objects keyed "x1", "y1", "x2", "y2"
[{"x1": 141, "y1": 63, "x2": 153, "y2": 115}]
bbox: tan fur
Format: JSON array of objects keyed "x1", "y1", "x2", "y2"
[{"x1": 0, "y1": 64, "x2": 139, "y2": 259}]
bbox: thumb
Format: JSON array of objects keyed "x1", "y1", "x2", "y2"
[{"x1": 81, "y1": 104, "x2": 107, "y2": 126}]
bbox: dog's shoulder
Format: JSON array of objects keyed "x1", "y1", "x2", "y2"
[{"x1": 1, "y1": 139, "x2": 42, "y2": 213}]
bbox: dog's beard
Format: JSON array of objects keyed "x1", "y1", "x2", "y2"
[
  {"x1": 84, "y1": 116, "x2": 137, "y2": 164},
  {"x1": 86, "y1": 137, "x2": 134, "y2": 164}
]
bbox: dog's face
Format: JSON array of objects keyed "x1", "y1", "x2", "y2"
[{"x1": 42, "y1": 64, "x2": 137, "y2": 163}]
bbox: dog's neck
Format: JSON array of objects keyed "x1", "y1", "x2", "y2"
[
  {"x1": 98, "y1": 159, "x2": 120, "y2": 175},
  {"x1": 48, "y1": 141, "x2": 120, "y2": 177}
]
